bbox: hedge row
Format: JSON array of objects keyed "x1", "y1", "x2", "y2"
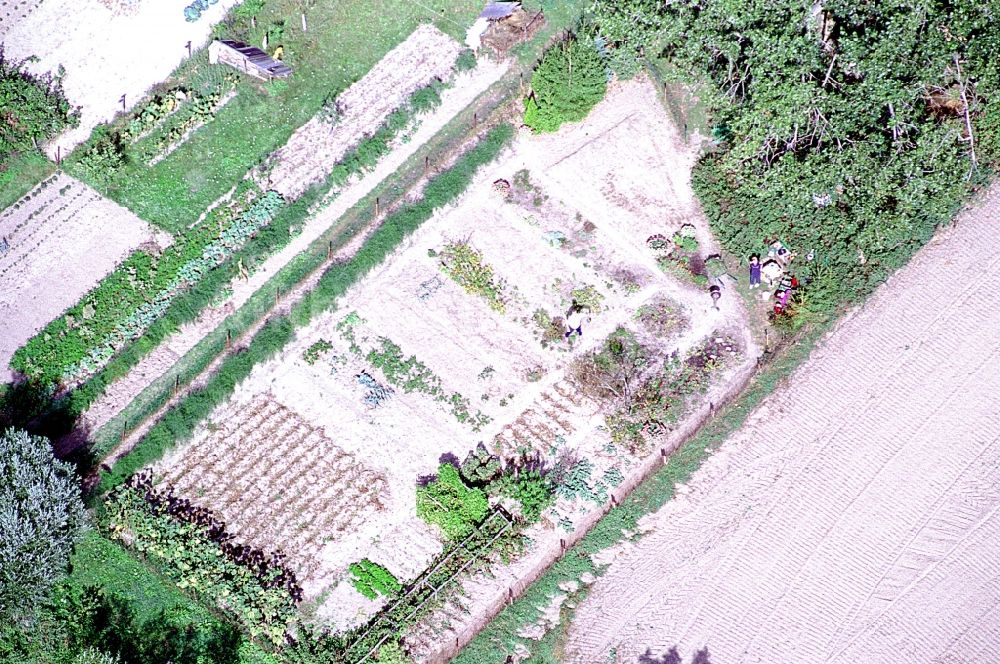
[{"x1": 97, "y1": 123, "x2": 513, "y2": 495}]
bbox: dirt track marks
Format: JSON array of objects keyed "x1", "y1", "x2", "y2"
[{"x1": 564, "y1": 184, "x2": 1000, "y2": 663}]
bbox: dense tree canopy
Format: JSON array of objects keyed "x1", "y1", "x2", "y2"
[
  {"x1": 0, "y1": 428, "x2": 86, "y2": 623},
  {"x1": 588, "y1": 0, "x2": 1000, "y2": 312}
]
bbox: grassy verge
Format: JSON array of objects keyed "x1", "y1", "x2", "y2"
[
  {"x1": 0, "y1": 151, "x2": 55, "y2": 211},
  {"x1": 64, "y1": 0, "x2": 482, "y2": 231},
  {"x1": 454, "y1": 322, "x2": 831, "y2": 663}
]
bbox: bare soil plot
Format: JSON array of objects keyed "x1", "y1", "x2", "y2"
[
  {"x1": 563, "y1": 184, "x2": 1000, "y2": 663},
  {"x1": 0, "y1": 173, "x2": 163, "y2": 382},
  {"x1": 1, "y1": 0, "x2": 239, "y2": 154},
  {"x1": 265, "y1": 24, "x2": 464, "y2": 199},
  {"x1": 148, "y1": 77, "x2": 758, "y2": 655}
]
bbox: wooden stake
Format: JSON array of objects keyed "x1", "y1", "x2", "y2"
[
  {"x1": 301, "y1": 12, "x2": 307, "y2": 32},
  {"x1": 275, "y1": 289, "x2": 280, "y2": 306},
  {"x1": 121, "y1": 421, "x2": 127, "y2": 442},
  {"x1": 473, "y1": 111, "x2": 478, "y2": 129},
  {"x1": 660, "y1": 448, "x2": 667, "y2": 463},
  {"x1": 560, "y1": 538, "x2": 566, "y2": 551},
  {"x1": 174, "y1": 375, "x2": 180, "y2": 395},
  {"x1": 185, "y1": 40, "x2": 192, "y2": 57},
  {"x1": 375, "y1": 197, "x2": 379, "y2": 217},
  {"x1": 327, "y1": 240, "x2": 333, "y2": 259},
  {"x1": 226, "y1": 329, "x2": 232, "y2": 348},
  {"x1": 56, "y1": 145, "x2": 61, "y2": 166},
  {"x1": 119, "y1": 94, "x2": 126, "y2": 111}
]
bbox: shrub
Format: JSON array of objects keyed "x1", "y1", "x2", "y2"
[
  {"x1": 416, "y1": 464, "x2": 489, "y2": 540},
  {"x1": 438, "y1": 241, "x2": 506, "y2": 312},
  {"x1": 524, "y1": 35, "x2": 607, "y2": 132},
  {"x1": 455, "y1": 49, "x2": 477, "y2": 72},
  {"x1": 0, "y1": 47, "x2": 79, "y2": 164},
  {"x1": 348, "y1": 559, "x2": 402, "y2": 600},
  {"x1": 0, "y1": 429, "x2": 87, "y2": 624}
]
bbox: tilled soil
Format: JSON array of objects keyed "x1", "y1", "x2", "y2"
[{"x1": 563, "y1": 183, "x2": 1000, "y2": 663}]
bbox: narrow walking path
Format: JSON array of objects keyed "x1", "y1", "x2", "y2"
[{"x1": 564, "y1": 183, "x2": 1000, "y2": 663}]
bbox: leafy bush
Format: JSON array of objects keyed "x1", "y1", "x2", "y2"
[
  {"x1": 0, "y1": 47, "x2": 79, "y2": 164},
  {"x1": 416, "y1": 464, "x2": 489, "y2": 540},
  {"x1": 455, "y1": 49, "x2": 477, "y2": 73},
  {"x1": 438, "y1": 241, "x2": 507, "y2": 312},
  {"x1": 349, "y1": 559, "x2": 402, "y2": 600},
  {"x1": 0, "y1": 429, "x2": 87, "y2": 624},
  {"x1": 524, "y1": 35, "x2": 607, "y2": 132}
]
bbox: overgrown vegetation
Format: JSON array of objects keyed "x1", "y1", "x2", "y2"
[
  {"x1": 438, "y1": 241, "x2": 507, "y2": 312},
  {"x1": 589, "y1": 0, "x2": 1000, "y2": 316},
  {"x1": 0, "y1": 47, "x2": 79, "y2": 165},
  {"x1": 524, "y1": 33, "x2": 607, "y2": 132},
  {"x1": 417, "y1": 463, "x2": 490, "y2": 540}
]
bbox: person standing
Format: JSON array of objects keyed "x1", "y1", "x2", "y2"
[
  {"x1": 564, "y1": 303, "x2": 591, "y2": 340},
  {"x1": 749, "y1": 254, "x2": 761, "y2": 289}
]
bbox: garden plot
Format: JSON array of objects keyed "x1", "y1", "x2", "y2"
[
  {"x1": 146, "y1": 77, "x2": 757, "y2": 655},
  {"x1": 0, "y1": 172, "x2": 163, "y2": 382},
  {"x1": 2, "y1": 0, "x2": 239, "y2": 154},
  {"x1": 265, "y1": 24, "x2": 464, "y2": 199}
]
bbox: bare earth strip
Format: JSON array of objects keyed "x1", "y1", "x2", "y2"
[
  {"x1": 0, "y1": 173, "x2": 164, "y2": 382},
  {"x1": 79, "y1": 59, "x2": 508, "y2": 441},
  {"x1": 564, "y1": 184, "x2": 1000, "y2": 663}
]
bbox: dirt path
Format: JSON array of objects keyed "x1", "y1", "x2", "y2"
[
  {"x1": 564, "y1": 183, "x2": 1000, "y2": 663},
  {"x1": 80, "y1": 59, "x2": 508, "y2": 439}
]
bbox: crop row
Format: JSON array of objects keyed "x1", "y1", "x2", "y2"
[{"x1": 11, "y1": 183, "x2": 285, "y2": 385}]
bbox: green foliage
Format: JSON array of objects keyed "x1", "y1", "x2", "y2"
[
  {"x1": 0, "y1": 48, "x2": 79, "y2": 164},
  {"x1": 493, "y1": 470, "x2": 553, "y2": 523},
  {"x1": 0, "y1": 429, "x2": 87, "y2": 624},
  {"x1": 455, "y1": 48, "x2": 477, "y2": 72},
  {"x1": 590, "y1": 0, "x2": 1000, "y2": 311},
  {"x1": 524, "y1": 34, "x2": 607, "y2": 132},
  {"x1": 438, "y1": 241, "x2": 507, "y2": 312},
  {"x1": 12, "y1": 187, "x2": 286, "y2": 386},
  {"x1": 231, "y1": 0, "x2": 265, "y2": 21},
  {"x1": 416, "y1": 464, "x2": 489, "y2": 540},
  {"x1": 302, "y1": 338, "x2": 333, "y2": 365},
  {"x1": 348, "y1": 559, "x2": 402, "y2": 600},
  {"x1": 102, "y1": 481, "x2": 296, "y2": 646},
  {"x1": 374, "y1": 641, "x2": 412, "y2": 664}
]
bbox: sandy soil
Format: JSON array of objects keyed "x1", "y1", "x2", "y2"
[
  {"x1": 266, "y1": 24, "x2": 463, "y2": 199},
  {"x1": 2, "y1": 0, "x2": 239, "y2": 155},
  {"x1": 149, "y1": 77, "x2": 758, "y2": 650},
  {"x1": 78, "y1": 57, "x2": 508, "y2": 438},
  {"x1": 0, "y1": 173, "x2": 162, "y2": 381},
  {"x1": 563, "y1": 184, "x2": 1000, "y2": 663}
]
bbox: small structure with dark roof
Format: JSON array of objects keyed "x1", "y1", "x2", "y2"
[
  {"x1": 479, "y1": 1, "x2": 521, "y2": 20},
  {"x1": 208, "y1": 39, "x2": 293, "y2": 81}
]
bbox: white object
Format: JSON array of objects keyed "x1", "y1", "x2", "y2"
[{"x1": 466, "y1": 17, "x2": 489, "y2": 50}]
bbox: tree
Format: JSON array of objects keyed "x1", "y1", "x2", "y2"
[
  {"x1": 0, "y1": 428, "x2": 86, "y2": 623},
  {"x1": 0, "y1": 46, "x2": 79, "y2": 163},
  {"x1": 525, "y1": 34, "x2": 607, "y2": 132}
]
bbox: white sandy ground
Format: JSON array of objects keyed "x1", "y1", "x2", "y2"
[
  {"x1": 78, "y1": 57, "x2": 508, "y2": 436},
  {"x1": 149, "y1": 77, "x2": 759, "y2": 649},
  {"x1": 1, "y1": 0, "x2": 239, "y2": 156},
  {"x1": 0, "y1": 172, "x2": 163, "y2": 381},
  {"x1": 562, "y1": 183, "x2": 1000, "y2": 663}
]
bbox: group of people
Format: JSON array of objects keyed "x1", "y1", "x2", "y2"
[{"x1": 748, "y1": 240, "x2": 799, "y2": 315}]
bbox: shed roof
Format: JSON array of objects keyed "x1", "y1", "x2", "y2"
[
  {"x1": 479, "y1": 1, "x2": 520, "y2": 20},
  {"x1": 217, "y1": 39, "x2": 293, "y2": 77}
]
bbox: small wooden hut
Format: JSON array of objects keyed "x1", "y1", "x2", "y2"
[{"x1": 208, "y1": 39, "x2": 292, "y2": 81}]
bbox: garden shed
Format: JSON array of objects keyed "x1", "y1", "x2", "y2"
[
  {"x1": 208, "y1": 39, "x2": 293, "y2": 81},
  {"x1": 479, "y1": 1, "x2": 521, "y2": 20}
]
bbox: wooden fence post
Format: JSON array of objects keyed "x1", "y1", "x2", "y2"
[
  {"x1": 226, "y1": 329, "x2": 232, "y2": 348},
  {"x1": 375, "y1": 197, "x2": 379, "y2": 217},
  {"x1": 424, "y1": 155, "x2": 429, "y2": 175},
  {"x1": 301, "y1": 12, "x2": 307, "y2": 32},
  {"x1": 174, "y1": 375, "x2": 180, "y2": 395},
  {"x1": 328, "y1": 240, "x2": 333, "y2": 259},
  {"x1": 121, "y1": 421, "x2": 127, "y2": 442}
]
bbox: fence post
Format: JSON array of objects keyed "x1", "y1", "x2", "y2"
[
  {"x1": 226, "y1": 329, "x2": 232, "y2": 349},
  {"x1": 328, "y1": 240, "x2": 333, "y2": 259},
  {"x1": 375, "y1": 197, "x2": 379, "y2": 217},
  {"x1": 121, "y1": 421, "x2": 127, "y2": 442}
]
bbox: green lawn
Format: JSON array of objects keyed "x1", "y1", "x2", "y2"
[
  {"x1": 67, "y1": 529, "x2": 219, "y2": 623},
  {"x1": 65, "y1": 0, "x2": 482, "y2": 232},
  {"x1": 0, "y1": 151, "x2": 55, "y2": 212}
]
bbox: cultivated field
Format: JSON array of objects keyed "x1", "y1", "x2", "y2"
[
  {"x1": 563, "y1": 184, "x2": 1000, "y2": 663},
  {"x1": 2, "y1": 0, "x2": 239, "y2": 155},
  {"x1": 0, "y1": 173, "x2": 163, "y2": 381},
  {"x1": 150, "y1": 77, "x2": 759, "y2": 658},
  {"x1": 266, "y1": 24, "x2": 463, "y2": 199}
]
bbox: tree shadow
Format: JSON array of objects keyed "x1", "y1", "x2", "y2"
[{"x1": 639, "y1": 645, "x2": 712, "y2": 664}]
